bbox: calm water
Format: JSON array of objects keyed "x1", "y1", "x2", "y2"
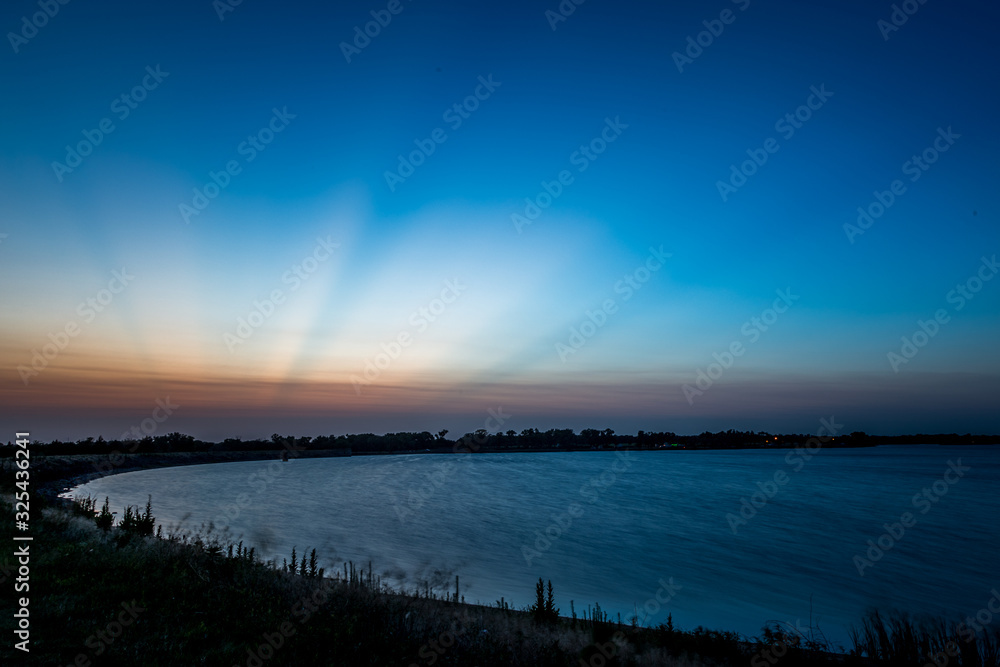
[{"x1": 68, "y1": 445, "x2": 1000, "y2": 648}]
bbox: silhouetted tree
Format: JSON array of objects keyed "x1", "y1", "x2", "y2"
[
  {"x1": 95, "y1": 496, "x2": 114, "y2": 531},
  {"x1": 545, "y1": 580, "x2": 559, "y2": 619},
  {"x1": 530, "y1": 578, "x2": 559, "y2": 624},
  {"x1": 530, "y1": 578, "x2": 546, "y2": 623}
]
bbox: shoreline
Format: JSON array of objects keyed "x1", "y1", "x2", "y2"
[
  {"x1": 1, "y1": 489, "x2": 865, "y2": 666},
  {"x1": 10, "y1": 449, "x2": 992, "y2": 664},
  {"x1": 30, "y1": 449, "x2": 353, "y2": 501},
  {"x1": 29, "y1": 441, "x2": 998, "y2": 502}
]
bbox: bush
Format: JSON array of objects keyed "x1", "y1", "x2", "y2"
[
  {"x1": 95, "y1": 496, "x2": 114, "y2": 531},
  {"x1": 119, "y1": 495, "x2": 155, "y2": 537}
]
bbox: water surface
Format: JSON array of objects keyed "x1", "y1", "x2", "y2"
[{"x1": 69, "y1": 445, "x2": 1000, "y2": 648}]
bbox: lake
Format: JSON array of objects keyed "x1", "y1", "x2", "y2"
[{"x1": 67, "y1": 444, "x2": 1000, "y2": 649}]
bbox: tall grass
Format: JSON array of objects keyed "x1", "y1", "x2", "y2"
[{"x1": 851, "y1": 609, "x2": 1000, "y2": 666}]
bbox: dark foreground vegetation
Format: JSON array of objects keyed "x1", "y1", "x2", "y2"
[{"x1": 3, "y1": 483, "x2": 999, "y2": 666}]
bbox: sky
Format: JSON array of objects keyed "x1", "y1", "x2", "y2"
[{"x1": 1, "y1": 0, "x2": 998, "y2": 441}]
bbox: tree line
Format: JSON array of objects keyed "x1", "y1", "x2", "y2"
[{"x1": 2, "y1": 428, "x2": 997, "y2": 458}]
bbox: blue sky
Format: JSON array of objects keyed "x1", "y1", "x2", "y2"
[{"x1": 1, "y1": 0, "x2": 998, "y2": 439}]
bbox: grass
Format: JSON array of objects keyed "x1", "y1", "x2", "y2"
[{"x1": 850, "y1": 609, "x2": 1000, "y2": 667}]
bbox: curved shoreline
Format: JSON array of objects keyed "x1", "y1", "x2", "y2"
[
  {"x1": 31, "y1": 448, "x2": 355, "y2": 502},
  {"x1": 17, "y1": 448, "x2": 990, "y2": 663},
  {"x1": 31, "y1": 441, "x2": 994, "y2": 501}
]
